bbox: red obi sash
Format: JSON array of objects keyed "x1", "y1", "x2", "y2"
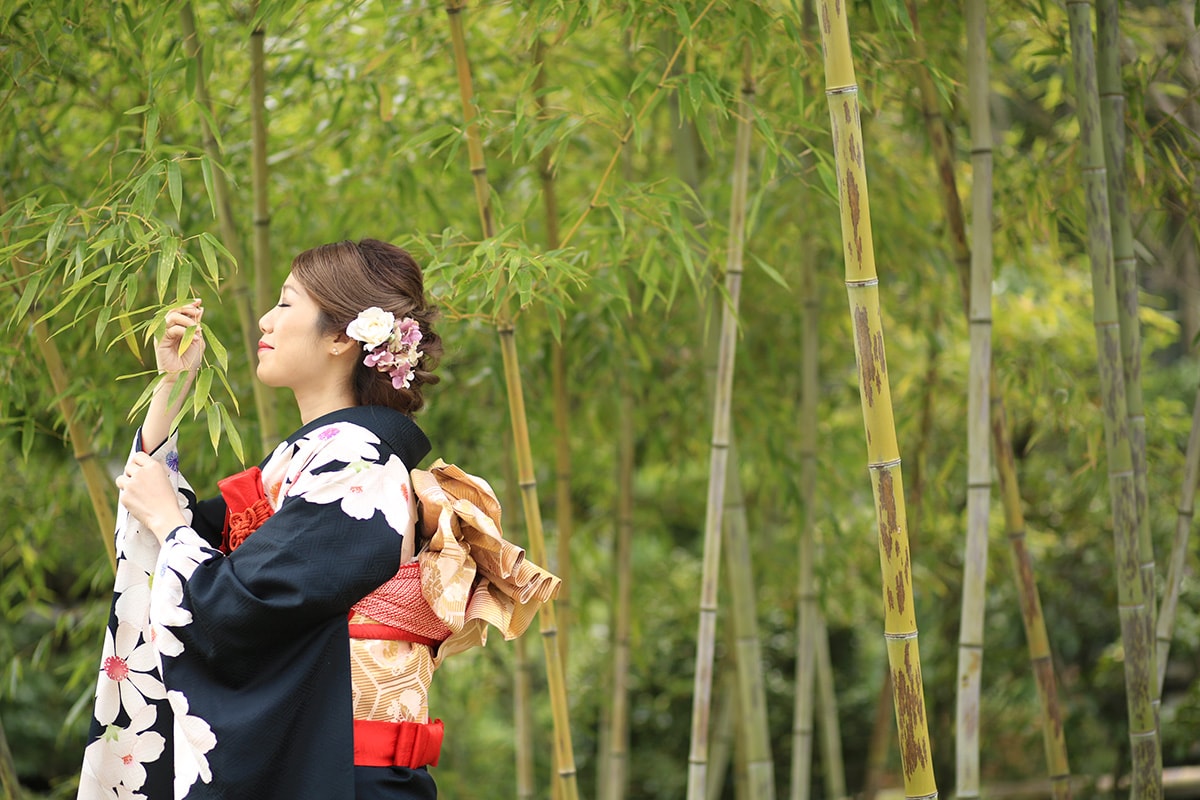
[{"x1": 353, "y1": 719, "x2": 443, "y2": 769}]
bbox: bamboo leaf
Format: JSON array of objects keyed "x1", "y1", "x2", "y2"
[
  {"x1": 157, "y1": 236, "x2": 178, "y2": 301},
  {"x1": 219, "y1": 402, "x2": 244, "y2": 463},
  {"x1": 167, "y1": 160, "x2": 183, "y2": 217},
  {"x1": 193, "y1": 366, "x2": 214, "y2": 416},
  {"x1": 206, "y1": 402, "x2": 222, "y2": 451},
  {"x1": 200, "y1": 157, "x2": 218, "y2": 219},
  {"x1": 205, "y1": 328, "x2": 228, "y2": 370}
]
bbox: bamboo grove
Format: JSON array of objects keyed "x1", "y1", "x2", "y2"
[{"x1": 3, "y1": 1, "x2": 1200, "y2": 799}]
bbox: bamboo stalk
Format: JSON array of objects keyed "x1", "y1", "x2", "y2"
[
  {"x1": 442, "y1": 5, "x2": 579, "y2": 799},
  {"x1": 815, "y1": 3, "x2": 937, "y2": 798},
  {"x1": 1156, "y1": 382, "x2": 1200, "y2": 695},
  {"x1": 1096, "y1": 0, "x2": 1156, "y2": 662},
  {"x1": 1, "y1": 697, "x2": 24, "y2": 800},
  {"x1": 0, "y1": 187, "x2": 116, "y2": 572},
  {"x1": 790, "y1": 252, "x2": 819, "y2": 800},
  {"x1": 901, "y1": 3, "x2": 1071, "y2": 792},
  {"x1": 1065, "y1": 2, "x2": 1162, "y2": 795},
  {"x1": 706, "y1": 668, "x2": 737, "y2": 800},
  {"x1": 533, "y1": 37, "x2": 575, "y2": 675},
  {"x1": 606, "y1": 376, "x2": 635, "y2": 800},
  {"x1": 814, "y1": 612, "x2": 846, "y2": 800},
  {"x1": 861, "y1": 671, "x2": 894, "y2": 800},
  {"x1": 686, "y1": 39, "x2": 757, "y2": 800},
  {"x1": 725, "y1": 447, "x2": 777, "y2": 800},
  {"x1": 248, "y1": 8, "x2": 278, "y2": 444},
  {"x1": 504, "y1": 441, "x2": 536, "y2": 800},
  {"x1": 180, "y1": 2, "x2": 276, "y2": 455},
  {"x1": 955, "y1": 0, "x2": 994, "y2": 795}
]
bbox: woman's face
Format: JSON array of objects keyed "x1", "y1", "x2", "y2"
[{"x1": 256, "y1": 274, "x2": 341, "y2": 393}]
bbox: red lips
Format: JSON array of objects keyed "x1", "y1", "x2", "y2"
[{"x1": 257, "y1": 340, "x2": 273, "y2": 352}]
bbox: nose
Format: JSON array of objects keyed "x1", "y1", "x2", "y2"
[{"x1": 258, "y1": 307, "x2": 273, "y2": 334}]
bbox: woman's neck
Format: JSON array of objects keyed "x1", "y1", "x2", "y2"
[{"x1": 293, "y1": 387, "x2": 357, "y2": 426}]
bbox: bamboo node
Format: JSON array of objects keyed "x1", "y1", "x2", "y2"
[
  {"x1": 867, "y1": 457, "x2": 902, "y2": 470},
  {"x1": 883, "y1": 630, "x2": 919, "y2": 641},
  {"x1": 825, "y1": 85, "x2": 858, "y2": 97},
  {"x1": 845, "y1": 276, "x2": 880, "y2": 288}
]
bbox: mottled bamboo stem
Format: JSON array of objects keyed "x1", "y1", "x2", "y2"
[
  {"x1": 1097, "y1": 0, "x2": 1155, "y2": 658},
  {"x1": 1065, "y1": 2, "x2": 1162, "y2": 795},
  {"x1": 816, "y1": 1, "x2": 937, "y2": 796},
  {"x1": 443, "y1": 5, "x2": 579, "y2": 799},
  {"x1": 180, "y1": 2, "x2": 276, "y2": 455}
]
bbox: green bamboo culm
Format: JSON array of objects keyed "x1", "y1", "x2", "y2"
[
  {"x1": 1157, "y1": 384, "x2": 1200, "y2": 696},
  {"x1": 442, "y1": 5, "x2": 580, "y2": 800},
  {"x1": 606, "y1": 375, "x2": 635, "y2": 800},
  {"x1": 813, "y1": 613, "x2": 846, "y2": 799},
  {"x1": 903, "y1": 3, "x2": 1071, "y2": 792},
  {"x1": 955, "y1": 0, "x2": 994, "y2": 795},
  {"x1": 503, "y1": 440, "x2": 536, "y2": 800},
  {"x1": 790, "y1": 251, "x2": 819, "y2": 800},
  {"x1": 248, "y1": 6, "x2": 278, "y2": 444},
  {"x1": 814, "y1": 2, "x2": 938, "y2": 797},
  {"x1": 533, "y1": 36, "x2": 576, "y2": 676},
  {"x1": 685, "y1": 39, "x2": 760, "y2": 800},
  {"x1": 179, "y1": 2, "x2": 276, "y2": 456},
  {"x1": 1064, "y1": 2, "x2": 1162, "y2": 795},
  {"x1": 1096, "y1": 0, "x2": 1156, "y2": 657}
]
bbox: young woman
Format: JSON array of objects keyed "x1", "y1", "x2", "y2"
[{"x1": 77, "y1": 240, "x2": 555, "y2": 799}]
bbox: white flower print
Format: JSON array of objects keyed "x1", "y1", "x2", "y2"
[
  {"x1": 81, "y1": 704, "x2": 165, "y2": 795},
  {"x1": 94, "y1": 623, "x2": 166, "y2": 726},
  {"x1": 168, "y1": 690, "x2": 216, "y2": 797},
  {"x1": 293, "y1": 454, "x2": 414, "y2": 533},
  {"x1": 346, "y1": 306, "x2": 396, "y2": 349},
  {"x1": 149, "y1": 528, "x2": 218, "y2": 659},
  {"x1": 296, "y1": 424, "x2": 381, "y2": 475}
]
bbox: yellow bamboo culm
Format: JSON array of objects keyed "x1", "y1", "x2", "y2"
[
  {"x1": 442, "y1": 5, "x2": 579, "y2": 800},
  {"x1": 815, "y1": 2, "x2": 937, "y2": 797}
]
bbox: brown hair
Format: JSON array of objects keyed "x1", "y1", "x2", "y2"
[{"x1": 291, "y1": 238, "x2": 442, "y2": 416}]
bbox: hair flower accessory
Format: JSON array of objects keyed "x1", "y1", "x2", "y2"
[{"x1": 346, "y1": 307, "x2": 424, "y2": 390}]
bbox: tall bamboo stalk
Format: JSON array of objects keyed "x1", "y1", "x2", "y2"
[
  {"x1": 814, "y1": 613, "x2": 846, "y2": 800},
  {"x1": 1, "y1": 186, "x2": 116, "y2": 571},
  {"x1": 1097, "y1": 0, "x2": 1156, "y2": 652},
  {"x1": 180, "y1": 3, "x2": 275, "y2": 455},
  {"x1": 606, "y1": 376, "x2": 635, "y2": 800},
  {"x1": 442, "y1": 5, "x2": 579, "y2": 799},
  {"x1": 706, "y1": 668, "x2": 737, "y2": 800},
  {"x1": 686, "y1": 40, "x2": 757, "y2": 800},
  {"x1": 1, "y1": 698, "x2": 23, "y2": 800},
  {"x1": 725, "y1": 448, "x2": 776, "y2": 800},
  {"x1": 502, "y1": 435, "x2": 536, "y2": 800},
  {"x1": 816, "y1": 3, "x2": 937, "y2": 798},
  {"x1": 533, "y1": 37, "x2": 575, "y2": 674},
  {"x1": 1157, "y1": 383, "x2": 1200, "y2": 695},
  {"x1": 790, "y1": 253, "x2": 819, "y2": 800},
  {"x1": 901, "y1": 4, "x2": 1071, "y2": 791},
  {"x1": 1065, "y1": 3, "x2": 1162, "y2": 795},
  {"x1": 955, "y1": 0, "x2": 994, "y2": 795}
]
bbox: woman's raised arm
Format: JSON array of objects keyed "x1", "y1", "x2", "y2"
[{"x1": 142, "y1": 299, "x2": 205, "y2": 453}]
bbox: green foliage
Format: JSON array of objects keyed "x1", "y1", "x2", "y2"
[{"x1": 3, "y1": 0, "x2": 1200, "y2": 798}]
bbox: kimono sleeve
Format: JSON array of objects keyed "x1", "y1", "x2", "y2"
[
  {"x1": 134, "y1": 427, "x2": 224, "y2": 547},
  {"x1": 148, "y1": 447, "x2": 416, "y2": 680}
]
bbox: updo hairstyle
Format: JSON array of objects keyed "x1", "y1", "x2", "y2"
[{"x1": 291, "y1": 238, "x2": 442, "y2": 416}]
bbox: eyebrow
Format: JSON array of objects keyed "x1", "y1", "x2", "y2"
[{"x1": 280, "y1": 283, "x2": 297, "y2": 297}]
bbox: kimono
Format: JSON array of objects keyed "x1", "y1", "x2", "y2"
[{"x1": 79, "y1": 406, "x2": 435, "y2": 800}]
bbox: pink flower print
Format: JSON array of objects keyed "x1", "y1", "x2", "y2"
[{"x1": 318, "y1": 426, "x2": 341, "y2": 440}]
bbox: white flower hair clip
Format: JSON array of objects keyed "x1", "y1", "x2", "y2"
[{"x1": 345, "y1": 307, "x2": 424, "y2": 390}]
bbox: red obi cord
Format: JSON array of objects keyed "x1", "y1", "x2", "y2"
[
  {"x1": 217, "y1": 466, "x2": 273, "y2": 552},
  {"x1": 353, "y1": 718, "x2": 443, "y2": 769}
]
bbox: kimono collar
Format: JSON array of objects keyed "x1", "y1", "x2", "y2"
[{"x1": 288, "y1": 405, "x2": 431, "y2": 467}]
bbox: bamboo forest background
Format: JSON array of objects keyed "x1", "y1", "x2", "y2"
[{"x1": 2, "y1": 0, "x2": 1200, "y2": 798}]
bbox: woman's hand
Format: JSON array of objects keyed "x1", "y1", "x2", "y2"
[
  {"x1": 156, "y1": 300, "x2": 205, "y2": 376},
  {"x1": 116, "y1": 452, "x2": 188, "y2": 543}
]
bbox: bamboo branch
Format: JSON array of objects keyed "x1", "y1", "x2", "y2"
[
  {"x1": 442, "y1": 5, "x2": 579, "y2": 799},
  {"x1": 816, "y1": 2, "x2": 938, "y2": 797},
  {"x1": 1156, "y1": 381, "x2": 1200, "y2": 695},
  {"x1": 180, "y1": 2, "x2": 276, "y2": 455}
]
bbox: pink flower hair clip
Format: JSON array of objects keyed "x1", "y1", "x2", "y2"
[{"x1": 345, "y1": 307, "x2": 424, "y2": 390}]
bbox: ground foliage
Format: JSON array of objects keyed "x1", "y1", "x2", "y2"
[{"x1": 2, "y1": 0, "x2": 1199, "y2": 797}]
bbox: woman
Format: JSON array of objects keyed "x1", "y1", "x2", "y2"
[{"x1": 78, "y1": 240, "x2": 555, "y2": 799}]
